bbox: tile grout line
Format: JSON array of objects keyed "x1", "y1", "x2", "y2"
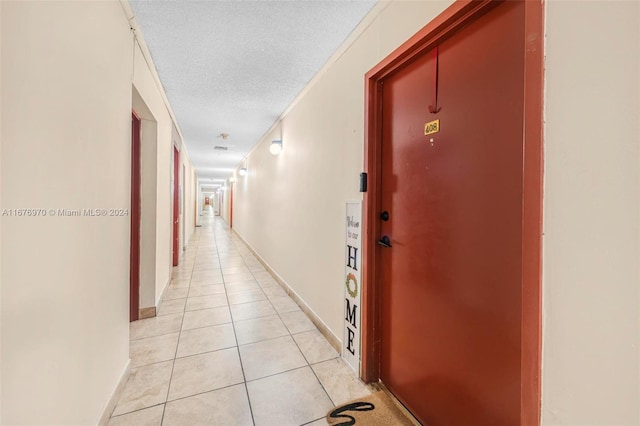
[
  {"x1": 160, "y1": 224, "x2": 201, "y2": 425},
  {"x1": 213, "y1": 219, "x2": 257, "y2": 426},
  {"x1": 228, "y1": 222, "x2": 340, "y2": 416},
  {"x1": 226, "y1": 222, "x2": 337, "y2": 425},
  {"x1": 114, "y1": 230, "x2": 202, "y2": 421}
]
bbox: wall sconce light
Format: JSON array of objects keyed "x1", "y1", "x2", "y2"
[
  {"x1": 270, "y1": 140, "x2": 283, "y2": 155},
  {"x1": 239, "y1": 167, "x2": 247, "y2": 176},
  {"x1": 229, "y1": 177, "x2": 236, "y2": 183}
]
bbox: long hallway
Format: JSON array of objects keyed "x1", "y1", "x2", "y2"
[{"x1": 109, "y1": 216, "x2": 370, "y2": 425}]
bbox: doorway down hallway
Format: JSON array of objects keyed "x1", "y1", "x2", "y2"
[{"x1": 109, "y1": 217, "x2": 370, "y2": 425}]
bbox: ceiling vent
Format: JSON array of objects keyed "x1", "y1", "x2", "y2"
[{"x1": 214, "y1": 146, "x2": 228, "y2": 151}]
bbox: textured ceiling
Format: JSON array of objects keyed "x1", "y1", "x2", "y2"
[{"x1": 129, "y1": 0, "x2": 376, "y2": 187}]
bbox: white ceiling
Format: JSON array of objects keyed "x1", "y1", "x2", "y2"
[{"x1": 129, "y1": 0, "x2": 376, "y2": 187}]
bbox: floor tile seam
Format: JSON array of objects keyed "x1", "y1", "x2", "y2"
[
  {"x1": 159, "y1": 399, "x2": 167, "y2": 426},
  {"x1": 223, "y1": 238, "x2": 282, "y2": 322},
  {"x1": 130, "y1": 329, "x2": 184, "y2": 342},
  {"x1": 230, "y1": 311, "x2": 282, "y2": 323},
  {"x1": 185, "y1": 293, "x2": 228, "y2": 301},
  {"x1": 223, "y1": 282, "x2": 261, "y2": 290},
  {"x1": 181, "y1": 320, "x2": 234, "y2": 332},
  {"x1": 163, "y1": 230, "x2": 201, "y2": 415},
  {"x1": 191, "y1": 274, "x2": 224, "y2": 282},
  {"x1": 269, "y1": 293, "x2": 338, "y2": 409},
  {"x1": 294, "y1": 335, "x2": 338, "y2": 408},
  {"x1": 212, "y1": 221, "x2": 257, "y2": 426},
  {"x1": 179, "y1": 320, "x2": 235, "y2": 333},
  {"x1": 227, "y1": 298, "x2": 271, "y2": 307},
  {"x1": 232, "y1": 312, "x2": 284, "y2": 326},
  {"x1": 163, "y1": 380, "x2": 249, "y2": 405},
  {"x1": 236, "y1": 330, "x2": 300, "y2": 348},
  {"x1": 244, "y1": 364, "x2": 316, "y2": 385},
  {"x1": 224, "y1": 287, "x2": 263, "y2": 295},
  {"x1": 161, "y1": 296, "x2": 190, "y2": 302},
  {"x1": 184, "y1": 304, "x2": 230, "y2": 313},
  {"x1": 301, "y1": 418, "x2": 326, "y2": 426},
  {"x1": 175, "y1": 341, "x2": 239, "y2": 360},
  {"x1": 190, "y1": 277, "x2": 224, "y2": 282},
  {"x1": 110, "y1": 401, "x2": 166, "y2": 419},
  {"x1": 225, "y1": 297, "x2": 273, "y2": 308}
]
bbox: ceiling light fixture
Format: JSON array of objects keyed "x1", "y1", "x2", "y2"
[
  {"x1": 239, "y1": 167, "x2": 247, "y2": 176},
  {"x1": 270, "y1": 140, "x2": 283, "y2": 155}
]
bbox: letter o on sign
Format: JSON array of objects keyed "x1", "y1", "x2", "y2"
[{"x1": 345, "y1": 273, "x2": 358, "y2": 298}]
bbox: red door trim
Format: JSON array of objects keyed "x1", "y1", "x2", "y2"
[
  {"x1": 130, "y1": 110, "x2": 141, "y2": 322},
  {"x1": 229, "y1": 182, "x2": 234, "y2": 229},
  {"x1": 172, "y1": 147, "x2": 180, "y2": 266},
  {"x1": 361, "y1": 1, "x2": 544, "y2": 424},
  {"x1": 520, "y1": 1, "x2": 545, "y2": 423}
]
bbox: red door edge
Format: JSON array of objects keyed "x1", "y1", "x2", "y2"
[
  {"x1": 172, "y1": 147, "x2": 180, "y2": 266},
  {"x1": 130, "y1": 110, "x2": 141, "y2": 322},
  {"x1": 361, "y1": 1, "x2": 544, "y2": 425}
]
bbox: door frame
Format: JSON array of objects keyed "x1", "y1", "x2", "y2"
[
  {"x1": 172, "y1": 146, "x2": 180, "y2": 266},
  {"x1": 229, "y1": 181, "x2": 234, "y2": 229},
  {"x1": 361, "y1": 1, "x2": 544, "y2": 424},
  {"x1": 130, "y1": 110, "x2": 142, "y2": 322}
]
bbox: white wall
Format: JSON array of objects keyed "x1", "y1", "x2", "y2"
[
  {"x1": 542, "y1": 1, "x2": 640, "y2": 424},
  {"x1": 1, "y1": 2, "x2": 132, "y2": 423},
  {"x1": 133, "y1": 87, "x2": 158, "y2": 309},
  {"x1": 221, "y1": 181, "x2": 232, "y2": 224},
  {"x1": 231, "y1": 0, "x2": 451, "y2": 340},
  {"x1": 183, "y1": 155, "x2": 196, "y2": 246},
  {"x1": 1, "y1": 3, "x2": 4, "y2": 422},
  {"x1": 0, "y1": 0, "x2": 197, "y2": 423},
  {"x1": 132, "y1": 42, "x2": 177, "y2": 306},
  {"x1": 131, "y1": 41, "x2": 198, "y2": 306}
]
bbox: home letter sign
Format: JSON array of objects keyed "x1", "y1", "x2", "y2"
[{"x1": 343, "y1": 202, "x2": 362, "y2": 372}]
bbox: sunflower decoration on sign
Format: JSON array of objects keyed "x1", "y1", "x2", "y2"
[{"x1": 345, "y1": 272, "x2": 358, "y2": 298}]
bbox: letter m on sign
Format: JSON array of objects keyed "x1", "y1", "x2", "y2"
[{"x1": 345, "y1": 299, "x2": 357, "y2": 328}]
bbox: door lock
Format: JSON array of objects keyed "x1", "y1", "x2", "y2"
[
  {"x1": 380, "y1": 211, "x2": 390, "y2": 221},
  {"x1": 377, "y1": 235, "x2": 392, "y2": 248}
]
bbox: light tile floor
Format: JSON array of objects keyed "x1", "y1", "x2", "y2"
[{"x1": 109, "y1": 216, "x2": 370, "y2": 426}]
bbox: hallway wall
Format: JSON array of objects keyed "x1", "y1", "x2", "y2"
[
  {"x1": 221, "y1": 182, "x2": 231, "y2": 224},
  {"x1": 132, "y1": 43, "x2": 196, "y2": 307},
  {"x1": 230, "y1": 0, "x2": 452, "y2": 345},
  {"x1": 230, "y1": 0, "x2": 640, "y2": 424},
  {"x1": 0, "y1": 1, "x2": 197, "y2": 424},
  {"x1": 1, "y1": 2, "x2": 132, "y2": 424},
  {"x1": 183, "y1": 153, "x2": 196, "y2": 249},
  {"x1": 542, "y1": 1, "x2": 640, "y2": 424}
]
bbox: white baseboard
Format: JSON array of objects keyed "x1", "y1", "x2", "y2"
[
  {"x1": 231, "y1": 230, "x2": 342, "y2": 353},
  {"x1": 98, "y1": 359, "x2": 131, "y2": 426}
]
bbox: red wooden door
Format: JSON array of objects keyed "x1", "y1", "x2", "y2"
[
  {"x1": 130, "y1": 112, "x2": 141, "y2": 322},
  {"x1": 172, "y1": 147, "x2": 180, "y2": 266},
  {"x1": 378, "y1": 2, "x2": 525, "y2": 424}
]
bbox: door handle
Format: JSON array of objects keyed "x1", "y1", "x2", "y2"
[{"x1": 377, "y1": 235, "x2": 392, "y2": 248}]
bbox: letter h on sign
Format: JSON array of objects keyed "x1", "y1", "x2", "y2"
[{"x1": 347, "y1": 245, "x2": 358, "y2": 271}]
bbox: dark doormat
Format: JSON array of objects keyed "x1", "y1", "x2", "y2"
[{"x1": 326, "y1": 391, "x2": 416, "y2": 425}]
